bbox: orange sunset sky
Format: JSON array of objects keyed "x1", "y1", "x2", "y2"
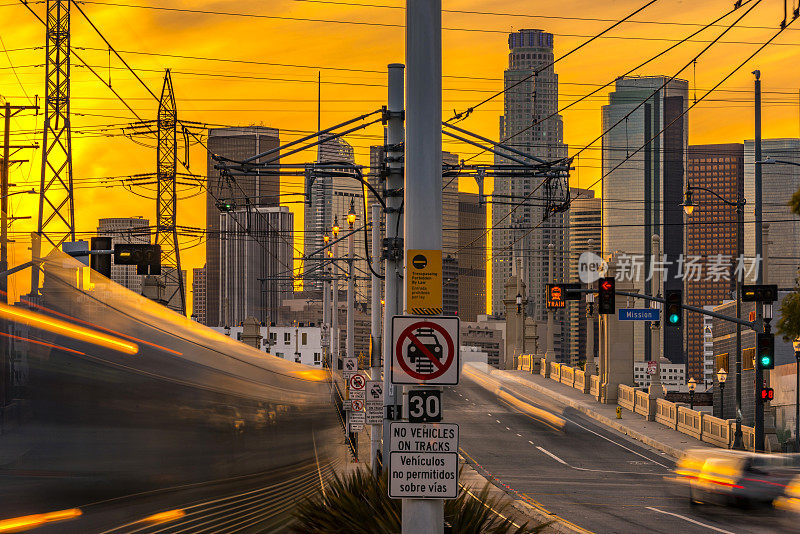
[{"x1": 1, "y1": 0, "x2": 799, "y2": 313}]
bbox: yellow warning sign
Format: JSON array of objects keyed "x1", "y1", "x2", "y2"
[{"x1": 406, "y1": 249, "x2": 442, "y2": 315}]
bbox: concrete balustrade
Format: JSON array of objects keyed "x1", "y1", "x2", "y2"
[
  {"x1": 634, "y1": 390, "x2": 656, "y2": 421},
  {"x1": 589, "y1": 374, "x2": 600, "y2": 397},
  {"x1": 701, "y1": 414, "x2": 732, "y2": 448},
  {"x1": 574, "y1": 370, "x2": 589, "y2": 393},
  {"x1": 539, "y1": 358, "x2": 548, "y2": 377},
  {"x1": 655, "y1": 399, "x2": 677, "y2": 429},
  {"x1": 676, "y1": 406, "x2": 702, "y2": 440},
  {"x1": 549, "y1": 362, "x2": 561, "y2": 382},
  {"x1": 617, "y1": 384, "x2": 635, "y2": 412},
  {"x1": 560, "y1": 365, "x2": 575, "y2": 387},
  {"x1": 742, "y1": 425, "x2": 755, "y2": 452}
]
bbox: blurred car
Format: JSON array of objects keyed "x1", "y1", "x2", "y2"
[{"x1": 670, "y1": 448, "x2": 800, "y2": 507}]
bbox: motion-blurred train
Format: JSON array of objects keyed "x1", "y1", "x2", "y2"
[{"x1": 0, "y1": 250, "x2": 342, "y2": 532}]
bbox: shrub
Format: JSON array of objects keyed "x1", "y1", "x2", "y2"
[{"x1": 291, "y1": 467, "x2": 547, "y2": 534}]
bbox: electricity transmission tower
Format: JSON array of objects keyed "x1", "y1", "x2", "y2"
[
  {"x1": 156, "y1": 70, "x2": 186, "y2": 315},
  {"x1": 33, "y1": 0, "x2": 74, "y2": 293}
]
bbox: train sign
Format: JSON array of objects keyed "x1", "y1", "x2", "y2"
[{"x1": 391, "y1": 316, "x2": 459, "y2": 385}]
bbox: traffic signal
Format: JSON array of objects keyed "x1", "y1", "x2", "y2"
[
  {"x1": 760, "y1": 387, "x2": 775, "y2": 401},
  {"x1": 597, "y1": 277, "x2": 615, "y2": 315},
  {"x1": 756, "y1": 333, "x2": 775, "y2": 370},
  {"x1": 742, "y1": 284, "x2": 778, "y2": 303},
  {"x1": 215, "y1": 199, "x2": 236, "y2": 212},
  {"x1": 90, "y1": 237, "x2": 112, "y2": 278},
  {"x1": 665, "y1": 290, "x2": 682, "y2": 327},
  {"x1": 114, "y1": 244, "x2": 161, "y2": 275}
]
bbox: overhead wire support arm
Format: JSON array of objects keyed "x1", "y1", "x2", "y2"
[{"x1": 442, "y1": 122, "x2": 551, "y2": 165}]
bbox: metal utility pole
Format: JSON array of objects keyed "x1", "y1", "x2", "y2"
[
  {"x1": 322, "y1": 242, "x2": 330, "y2": 366},
  {"x1": 585, "y1": 239, "x2": 595, "y2": 375},
  {"x1": 649, "y1": 234, "x2": 664, "y2": 399},
  {"x1": 332, "y1": 223, "x2": 340, "y2": 367},
  {"x1": 404, "y1": 0, "x2": 443, "y2": 531},
  {"x1": 546, "y1": 243, "x2": 555, "y2": 358},
  {"x1": 155, "y1": 70, "x2": 186, "y2": 315},
  {"x1": 1, "y1": 102, "x2": 38, "y2": 302},
  {"x1": 754, "y1": 69, "x2": 765, "y2": 452},
  {"x1": 370, "y1": 203, "x2": 382, "y2": 475},
  {"x1": 382, "y1": 63, "x2": 404, "y2": 466},
  {"x1": 33, "y1": 0, "x2": 74, "y2": 295},
  {"x1": 346, "y1": 201, "x2": 356, "y2": 363}
]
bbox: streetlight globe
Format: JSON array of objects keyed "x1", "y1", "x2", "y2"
[
  {"x1": 682, "y1": 189, "x2": 694, "y2": 216},
  {"x1": 323, "y1": 233, "x2": 330, "y2": 244},
  {"x1": 688, "y1": 377, "x2": 697, "y2": 392},
  {"x1": 717, "y1": 367, "x2": 728, "y2": 384},
  {"x1": 347, "y1": 200, "x2": 357, "y2": 227},
  {"x1": 332, "y1": 217, "x2": 340, "y2": 237}
]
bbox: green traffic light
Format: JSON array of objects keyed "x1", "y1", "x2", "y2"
[
  {"x1": 668, "y1": 313, "x2": 679, "y2": 324},
  {"x1": 760, "y1": 355, "x2": 772, "y2": 366}
]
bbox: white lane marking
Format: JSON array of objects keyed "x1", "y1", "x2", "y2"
[
  {"x1": 505, "y1": 427, "x2": 511, "y2": 431},
  {"x1": 516, "y1": 433, "x2": 522, "y2": 437},
  {"x1": 496, "y1": 419, "x2": 502, "y2": 424},
  {"x1": 528, "y1": 440, "x2": 535, "y2": 445},
  {"x1": 645, "y1": 507, "x2": 736, "y2": 534},
  {"x1": 536, "y1": 446, "x2": 568, "y2": 465}
]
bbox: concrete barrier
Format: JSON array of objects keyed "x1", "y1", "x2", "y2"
[
  {"x1": 655, "y1": 398, "x2": 677, "y2": 429},
  {"x1": 677, "y1": 405, "x2": 702, "y2": 440},
  {"x1": 618, "y1": 384, "x2": 635, "y2": 412},
  {"x1": 589, "y1": 374, "x2": 600, "y2": 397},
  {"x1": 701, "y1": 414, "x2": 732, "y2": 448},
  {"x1": 549, "y1": 361, "x2": 561, "y2": 382},
  {"x1": 743, "y1": 425, "x2": 755, "y2": 452},
  {"x1": 560, "y1": 365, "x2": 575, "y2": 387},
  {"x1": 634, "y1": 390, "x2": 656, "y2": 421},
  {"x1": 574, "y1": 370, "x2": 589, "y2": 393}
]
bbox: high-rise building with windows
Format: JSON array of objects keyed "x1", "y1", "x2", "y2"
[
  {"x1": 206, "y1": 127, "x2": 281, "y2": 326},
  {"x1": 192, "y1": 265, "x2": 207, "y2": 324},
  {"x1": 567, "y1": 192, "x2": 600, "y2": 366},
  {"x1": 219, "y1": 206, "x2": 293, "y2": 326},
  {"x1": 492, "y1": 29, "x2": 569, "y2": 334},
  {"x1": 457, "y1": 192, "x2": 486, "y2": 321},
  {"x1": 685, "y1": 144, "x2": 743, "y2": 382},
  {"x1": 96, "y1": 217, "x2": 151, "y2": 293},
  {"x1": 601, "y1": 75, "x2": 688, "y2": 365},
  {"x1": 744, "y1": 138, "x2": 800, "y2": 288}
]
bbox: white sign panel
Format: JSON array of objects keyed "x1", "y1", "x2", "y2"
[
  {"x1": 391, "y1": 316, "x2": 460, "y2": 385},
  {"x1": 366, "y1": 380, "x2": 383, "y2": 425},
  {"x1": 343, "y1": 357, "x2": 358, "y2": 380},
  {"x1": 350, "y1": 399, "x2": 365, "y2": 412},
  {"x1": 366, "y1": 407, "x2": 383, "y2": 425},
  {"x1": 389, "y1": 452, "x2": 458, "y2": 499},
  {"x1": 349, "y1": 373, "x2": 366, "y2": 400},
  {"x1": 349, "y1": 422, "x2": 364, "y2": 432},
  {"x1": 350, "y1": 410, "x2": 365, "y2": 425},
  {"x1": 390, "y1": 423, "x2": 458, "y2": 453}
]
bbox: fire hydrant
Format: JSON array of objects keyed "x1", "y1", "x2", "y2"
[{"x1": 616, "y1": 406, "x2": 622, "y2": 419}]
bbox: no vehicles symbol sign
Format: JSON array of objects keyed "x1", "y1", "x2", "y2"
[{"x1": 391, "y1": 316, "x2": 459, "y2": 385}]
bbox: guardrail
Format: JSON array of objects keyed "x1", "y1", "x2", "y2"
[
  {"x1": 574, "y1": 370, "x2": 588, "y2": 393},
  {"x1": 618, "y1": 384, "x2": 635, "y2": 412},
  {"x1": 589, "y1": 374, "x2": 600, "y2": 397},
  {"x1": 634, "y1": 390, "x2": 656, "y2": 421},
  {"x1": 549, "y1": 361, "x2": 561, "y2": 382},
  {"x1": 677, "y1": 405, "x2": 702, "y2": 440},
  {"x1": 560, "y1": 365, "x2": 575, "y2": 387},
  {"x1": 655, "y1": 398, "x2": 677, "y2": 429}
]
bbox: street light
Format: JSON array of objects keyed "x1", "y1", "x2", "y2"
[
  {"x1": 683, "y1": 183, "x2": 746, "y2": 449},
  {"x1": 516, "y1": 292, "x2": 522, "y2": 314},
  {"x1": 323, "y1": 233, "x2": 329, "y2": 245},
  {"x1": 756, "y1": 157, "x2": 800, "y2": 167},
  {"x1": 347, "y1": 199, "x2": 357, "y2": 228},
  {"x1": 688, "y1": 377, "x2": 697, "y2": 410},
  {"x1": 332, "y1": 217, "x2": 340, "y2": 237},
  {"x1": 717, "y1": 367, "x2": 728, "y2": 419},
  {"x1": 0, "y1": 188, "x2": 35, "y2": 200}
]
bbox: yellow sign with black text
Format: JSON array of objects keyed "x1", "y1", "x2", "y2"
[{"x1": 406, "y1": 249, "x2": 442, "y2": 315}]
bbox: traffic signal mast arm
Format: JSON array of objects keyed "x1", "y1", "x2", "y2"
[{"x1": 573, "y1": 287, "x2": 761, "y2": 332}]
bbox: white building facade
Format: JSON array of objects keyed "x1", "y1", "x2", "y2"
[{"x1": 214, "y1": 325, "x2": 324, "y2": 368}]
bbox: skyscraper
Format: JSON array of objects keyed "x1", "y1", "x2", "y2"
[
  {"x1": 458, "y1": 192, "x2": 486, "y2": 321},
  {"x1": 492, "y1": 29, "x2": 568, "y2": 331},
  {"x1": 686, "y1": 144, "x2": 743, "y2": 383},
  {"x1": 601, "y1": 75, "x2": 688, "y2": 364},
  {"x1": 96, "y1": 217, "x2": 151, "y2": 293},
  {"x1": 206, "y1": 126, "x2": 280, "y2": 326},
  {"x1": 744, "y1": 138, "x2": 800, "y2": 288},
  {"x1": 219, "y1": 206, "x2": 293, "y2": 326},
  {"x1": 567, "y1": 192, "x2": 600, "y2": 366},
  {"x1": 192, "y1": 265, "x2": 207, "y2": 324},
  {"x1": 442, "y1": 152, "x2": 460, "y2": 316},
  {"x1": 304, "y1": 136, "x2": 368, "y2": 302}
]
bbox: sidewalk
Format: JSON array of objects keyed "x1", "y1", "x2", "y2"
[{"x1": 489, "y1": 369, "x2": 714, "y2": 459}]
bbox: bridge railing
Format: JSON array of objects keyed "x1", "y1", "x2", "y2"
[
  {"x1": 677, "y1": 405, "x2": 702, "y2": 440},
  {"x1": 549, "y1": 361, "x2": 561, "y2": 382},
  {"x1": 589, "y1": 374, "x2": 600, "y2": 397},
  {"x1": 560, "y1": 365, "x2": 575, "y2": 387},
  {"x1": 655, "y1": 398, "x2": 677, "y2": 429},
  {"x1": 540, "y1": 358, "x2": 548, "y2": 377},
  {"x1": 617, "y1": 384, "x2": 635, "y2": 412},
  {"x1": 701, "y1": 414, "x2": 732, "y2": 449},
  {"x1": 634, "y1": 390, "x2": 656, "y2": 421},
  {"x1": 574, "y1": 370, "x2": 588, "y2": 393}
]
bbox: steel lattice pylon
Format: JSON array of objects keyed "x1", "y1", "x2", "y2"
[
  {"x1": 156, "y1": 70, "x2": 185, "y2": 315},
  {"x1": 33, "y1": 0, "x2": 74, "y2": 292}
]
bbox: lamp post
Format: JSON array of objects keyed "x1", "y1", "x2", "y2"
[
  {"x1": 688, "y1": 377, "x2": 697, "y2": 411},
  {"x1": 346, "y1": 200, "x2": 356, "y2": 364},
  {"x1": 332, "y1": 217, "x2": 340, "y2": 366},
  {"x1": 794, "y1": 338, "x2": 800, "y2": 452},
  {"x1": 717, "y1": 367, "x2": 728, "y2": 419},
  {"x1": 682, "y1": 184, "x2": 746, "y2": 449}
]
